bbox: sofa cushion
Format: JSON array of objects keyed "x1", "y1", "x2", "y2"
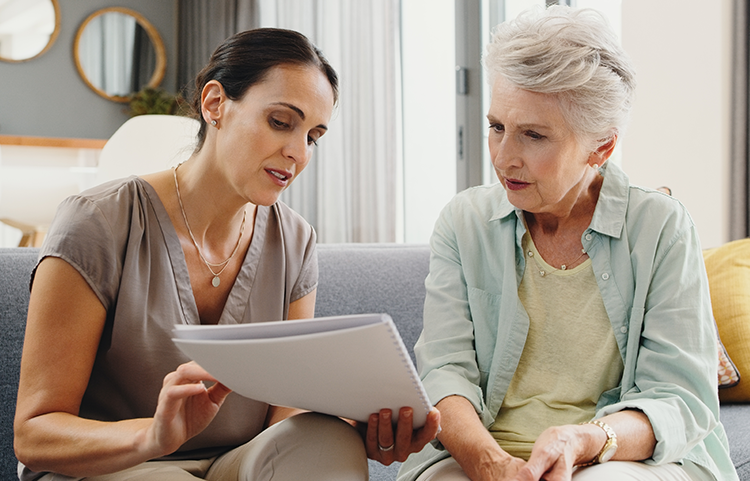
[
  {"x1": 703, "y1": 239, "x2": 750, "y2": 401},
  {"x1": 0, "y1": 248, "x2": 37, "y2": 480},
  {"x1": 720, "y1": 404, "x2": 750, "y2": 478},
  {"x1": 316, "y1": 243, "x2": 430, "y2": 366}
]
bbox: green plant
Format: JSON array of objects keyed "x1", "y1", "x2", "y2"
[{"x1": 127, "y1": 87, "x2": 189, "y2": 117}]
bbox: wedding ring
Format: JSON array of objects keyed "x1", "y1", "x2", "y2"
[{"x1": 378, "y1": 443, "x2": 395, "y2": 452}]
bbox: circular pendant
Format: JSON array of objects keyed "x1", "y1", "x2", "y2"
[{"x1": 211, "y1": 276, "x2": 221, "y2": 287}]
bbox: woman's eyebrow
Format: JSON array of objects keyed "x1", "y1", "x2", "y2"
[
  {"x1": 271, "y1": 102, "x2": 328, "y2": 131},
  {"x1": 273, "y1": 102, "x2": 306, "y2": 119}
]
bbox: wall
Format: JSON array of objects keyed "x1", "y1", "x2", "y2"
[
  {"x1": 402, "y1": 0, "x2": 456, "y2": 243},
  {"x1": 620, "y1": 0, "x2": 731, "y2": 249},
  {"x1": 0, "y1": 0, "x2": 178, "y2": 140}
]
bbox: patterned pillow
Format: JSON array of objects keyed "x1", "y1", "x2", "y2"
[{"x1": 717, "y1": 333, "x2": 740, "y2": 389}]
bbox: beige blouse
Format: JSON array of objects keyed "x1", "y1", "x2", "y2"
[{"x1": 33, "y1": 176, "x2": 317, "y2": 458}]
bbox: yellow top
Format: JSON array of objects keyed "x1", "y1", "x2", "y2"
[{"x1": 490, "y1": 232, "x2": 623, "y2": 460}]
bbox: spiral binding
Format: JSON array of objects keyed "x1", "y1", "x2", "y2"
[{"x1": 385, "y1": 317, "x2": 433, "y2": 420}]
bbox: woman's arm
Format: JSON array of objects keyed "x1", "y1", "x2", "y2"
[
  {"x1": 14, "y1": 257, "x2": 231, "y2": 477},
  {"x1": 436, "y1": 395, "x2": 525, "y2": 481}
]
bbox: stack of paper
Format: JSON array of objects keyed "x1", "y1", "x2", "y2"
[{"x1": 172, "y1": 313, "x2": 433, "y2": 427}]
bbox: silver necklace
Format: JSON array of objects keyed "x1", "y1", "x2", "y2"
[{"x1": 173, "y1": 165, "x2": 246, "y2": 287}]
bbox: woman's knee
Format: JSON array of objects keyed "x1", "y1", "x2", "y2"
[
  {"x1": 208, "y1": 412, "x2": 368, "y2": 481},
  {"x1": 287, "y1": 412, "x2": 365, "y2": 449}
]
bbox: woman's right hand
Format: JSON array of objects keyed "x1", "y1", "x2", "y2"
[
  {"x1": 140, "y1": 362, "x2": 232, "y2": 458},
  {"x1": 435, "y1": 395, "x2": 528, "y2": 481}
]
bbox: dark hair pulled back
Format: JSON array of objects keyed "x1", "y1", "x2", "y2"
[{"x1": 191, "y1": 28, "x2": 339, "y2": 151}]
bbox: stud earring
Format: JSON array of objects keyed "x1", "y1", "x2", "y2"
[
  {"x1": 592, "y1": 163, "x2": 599, "y2": 170},
  {"x1": 211, "y1": 119, "x2": 217, "y2": 127}
]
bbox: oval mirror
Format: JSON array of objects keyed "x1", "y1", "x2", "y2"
[
  {"x1": 74, "y1": 7, "x2": 166, "y2": 103},
  {"x1": 0, "y1": 0, "x2": 60, "y2": 62}
]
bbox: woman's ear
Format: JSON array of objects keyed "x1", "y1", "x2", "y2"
[
  {"x1": 588, "y1": 134, "x2": 618, "y2": 167},
  {"x1": 201, "y1": 80, "x2": 225, "y2": 126}
]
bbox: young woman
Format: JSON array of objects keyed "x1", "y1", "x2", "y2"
[{"x1": 14, "y1": 28, "x2": 439, "y2": 481}]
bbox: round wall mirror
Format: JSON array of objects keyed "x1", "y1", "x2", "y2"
[
  {"x1": 0, "y1": 0, "x2": 60, "y2": 62},
  {"x1": 74, "y1": 7, "x2": 166, "y2": 103}
]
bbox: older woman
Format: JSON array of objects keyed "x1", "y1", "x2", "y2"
[{"x1": 398, "y1": 7, "x2": 736, "y2": 481}]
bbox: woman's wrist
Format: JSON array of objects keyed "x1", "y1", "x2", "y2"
[
  {"x1": 575, "y1": 421, "x2": 610, "y2": 466},
  {"x1": 133, "y1": 418, "x2": 170, "y2": 462}
]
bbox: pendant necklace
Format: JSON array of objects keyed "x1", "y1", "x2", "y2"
[{"x1": 173, "y1": 165, "x2": 246, "y2": 287}]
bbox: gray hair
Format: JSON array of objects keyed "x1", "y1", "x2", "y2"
[{"x1": 483, "y1": 6, "x2": 636, "y2": 149}]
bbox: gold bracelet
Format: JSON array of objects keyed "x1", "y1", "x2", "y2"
[{"x1": 577, "y1": 420, "x2": 618, "y2": 467}]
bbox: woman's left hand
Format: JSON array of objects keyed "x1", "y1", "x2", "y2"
[
  {"x1": 510, "y1": 424, "x2": 583, "y2": 481},
  {"x1": 361, "y1": 407, "x2": 441, "y2": 465}
]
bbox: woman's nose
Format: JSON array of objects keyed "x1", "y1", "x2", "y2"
[
  {"x1": 282, "y1": 135, "x2": 311, "y2": 164},
  {"x1": 491, "y1": 136, "x2": 521, "y2": 170}
]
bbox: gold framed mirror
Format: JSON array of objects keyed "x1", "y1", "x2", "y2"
[
  {"x1": 73, "y1": 7, "x2": 166, "y2": 103},
  {"x1": 0, "y1": 0, "x2": 60, "y2": 63}
]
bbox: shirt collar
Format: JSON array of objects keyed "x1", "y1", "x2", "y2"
[{"x1": 589, "y1": 161, "x2": 629, "y2": 239}]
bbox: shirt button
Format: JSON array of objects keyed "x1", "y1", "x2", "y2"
[
  {"x1": 601, "y1": 273, "x2": 610, "y2": 280},
  {"x1": 585, "y1": 234, "x2": 593, "y2": 241},
  {"x1": 620, "y1": 326, "x2": 628, "y2": 334}
]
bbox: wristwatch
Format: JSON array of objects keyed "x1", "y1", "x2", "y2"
[{"x1": 578, "y1": 420, "x2": 618, "y2": 466}]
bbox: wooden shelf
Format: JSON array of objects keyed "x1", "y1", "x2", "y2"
[{"x1": 0, "y1": 134, "x2": 106, "y2": 149}]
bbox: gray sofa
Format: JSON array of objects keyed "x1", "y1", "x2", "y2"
[{"x1": 1, "y1": 244, "x2": 749, "y2": 480}]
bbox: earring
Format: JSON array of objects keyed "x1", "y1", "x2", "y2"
[
  {"x1": 592, "y1": 163, "x2": 599, "y2": 170},
  {"x1": 211, "y1": 119, "x2": 217, "y2": 127}
]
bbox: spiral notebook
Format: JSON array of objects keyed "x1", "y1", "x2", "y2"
[{"x1": 172, "y1": 313, "x2": 433, "y2": 427}]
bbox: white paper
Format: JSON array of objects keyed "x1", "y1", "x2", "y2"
[{"x1": 172, "y1": 314, "x2": 433, "y2": 427}]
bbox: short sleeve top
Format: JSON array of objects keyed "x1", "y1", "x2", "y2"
[{"x1": 34, "y1": 176, "x2": 318, "y2": 457}]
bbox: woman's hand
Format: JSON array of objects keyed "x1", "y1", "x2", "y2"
[
  {"x1": 512, "y1": 411, "x2": 656, "y2": 481},
  {"x1": 139, "y1": 362, "x2": 232, "y2": 458},
  {"x1": 510, "y1": 425, "x2": 583, "y2": 481},
  {"x1": 361, "y1": 407, "x2": 441, "y2": 465}
]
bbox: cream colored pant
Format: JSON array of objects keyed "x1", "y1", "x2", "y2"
[
  {"x1": 416, "y1": 457, "x2": 708, "y2": 481},
  {"x1": 35, "y1": 413, "x2": 368, "y2": 481}
]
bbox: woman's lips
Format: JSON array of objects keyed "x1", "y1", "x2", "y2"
[
  {"x1": 266, "y1": 168, "x2": 292, "y2": 186},
  {"x1": 504, "y1": 177, "x2": 529, "y2": 191}
]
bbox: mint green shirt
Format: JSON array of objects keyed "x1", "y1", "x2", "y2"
[{"x1": 398, "y1": 162, "x2": 737, "y2": 481}]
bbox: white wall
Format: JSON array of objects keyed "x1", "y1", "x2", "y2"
[
  {"x1": 620, "y1": 0, "x2": 731, "y2": 249},
  {"x1": 402, "y1": 0, "x2": 456, "y2": 243}
]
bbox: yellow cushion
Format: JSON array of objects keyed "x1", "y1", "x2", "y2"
[{"x1": 704, "y1": 238, "x2": 750, "y2": 402}]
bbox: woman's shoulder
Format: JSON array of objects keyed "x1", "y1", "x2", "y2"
[
  {"x1": 46, "y1": 177, "x2": 153, "y2": 243},
  {"x1": 61, "y1": 176, "x2": 146, "y2": 214},
  {"x1": 627, "y1": 184, "x2": 693, "y2": 227},
  {"x1": 270, "y1": 201, "x2": 315, "y2": 236}
]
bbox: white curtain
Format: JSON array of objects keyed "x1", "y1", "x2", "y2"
[{"x1": 261, "y1": 0, "x2": 403, "y2": 243}]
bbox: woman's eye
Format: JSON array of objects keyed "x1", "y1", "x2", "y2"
[
  {"x1": 489, "y1": 123, "x2": 504, "y2": 133},
  {"x1": 526, "y1": 130, "x2": 544, "y2": 140},
  {"x1": 307, "y1": 136, "x2": 318, "y2": 146},
  {"x1": 270, "y1": 117, "x2": 289, "y2": 129}
]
